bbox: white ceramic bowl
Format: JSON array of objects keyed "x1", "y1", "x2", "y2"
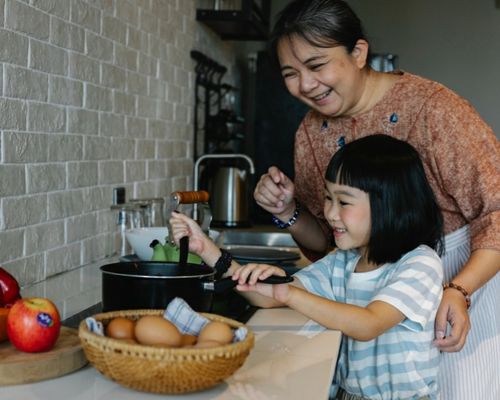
[{"x1": 125, "y1": 227, "x2": 169, "y2": 260}]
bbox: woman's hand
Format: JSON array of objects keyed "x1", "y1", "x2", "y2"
[
  {"x1": 232, "y1": 263, "x2": 291, "y2": 303},
  {"x1": 254, "y1": 166, "x2": 296, "y2": 219},
  {"x1": 433, "y1": 288, "x2": 471, "y2": 352}
]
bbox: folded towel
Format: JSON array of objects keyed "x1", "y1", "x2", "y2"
[
  {"x1": 163, "y1": 297, "x2": 210, "y2": 336},
  {"x1": 86, "y1": 317, "x2": 104, "y2": 336},
  {"x1": 164, "y1": 297, "x2": 248, "y2": 342}
]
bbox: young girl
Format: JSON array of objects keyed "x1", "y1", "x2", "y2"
[{"x1": 170, "y1": 134, "x2": 444, "y2": 400}]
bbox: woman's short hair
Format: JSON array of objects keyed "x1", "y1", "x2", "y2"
[
  {"x1": 270, "y1": 0, "x2": 369, "y2": 59},
  {"x1": 325, "y1": 134, "x2": 444, "y2": 264}
]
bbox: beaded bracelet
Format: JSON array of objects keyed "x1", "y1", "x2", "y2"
[
  {"x1": 443, "y1": 282, "x2": 471, "y2": 309},
  {"x1": 271, "y1": 202, "x2": 300, "y2": 229},
  {"x1": 214, "y1": 249, "x2": 233, "y2": 280}
]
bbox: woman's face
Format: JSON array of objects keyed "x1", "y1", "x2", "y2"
[
  {"x1": 277, "y1": 36, "x2": 368, "y2": 117},
  {"x1": 323, "y1": 181, "x2": 371, "y2": 255}
]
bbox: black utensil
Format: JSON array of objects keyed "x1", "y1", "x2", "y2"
[
  {"x1": 179, "y1": 236, "x2": 189, "y2": 268},
  {"x1": 206, "y1": 274, "x2": 294, "y2": 293}
]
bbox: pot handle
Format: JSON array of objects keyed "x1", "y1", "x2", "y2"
[
  {"x1": 173, "y1": 191, "x2": 210, "y2": 205},
  {"x1": 203, "y1": 275, "x2": 294, "y2": 294}
]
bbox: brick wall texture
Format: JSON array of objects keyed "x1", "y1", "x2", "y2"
[{"x1": 0, "y1": 0, "x2": 238, "y2": 287}]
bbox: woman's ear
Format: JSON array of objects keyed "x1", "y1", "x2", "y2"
[{"x1": 351, "y1": 39, "x2": 369, "y2": 69}]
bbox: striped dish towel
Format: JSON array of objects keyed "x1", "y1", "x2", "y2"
[{"x1": 164, "y1": 297, "x2": 248, "y2": 342}]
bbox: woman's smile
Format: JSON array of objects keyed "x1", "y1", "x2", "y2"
[{"x1": 310, "y1": 88, "x2": 333, "y2": 105}]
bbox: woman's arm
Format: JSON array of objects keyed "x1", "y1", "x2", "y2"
[
  {"x1": 253, "y1": 166, "x2": 330, "y2": 255},
  {"x1": 434, "y1": 248, "x2": 500, "y2": 351},
  {"x1": 424, "y1": 90, "x2": 500, "y2": 351},
  {"x1": 275, "y1": 202, "x2": 331, "y2": 254}
]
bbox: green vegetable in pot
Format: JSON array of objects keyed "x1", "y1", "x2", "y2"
[
  {"x1": 149, "y1": 239, "x2": 202, "y2": 264},
  {"x1": 150, "y1": 239, "x2": 168, "y2": 261}
]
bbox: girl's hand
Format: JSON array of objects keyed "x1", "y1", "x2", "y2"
[
  {"x1": 254, "y1": 166, "x2": 296, "y2": 218},
  {"x1": 232, "y1": 263, "x2": 291, "y2": 303},
  {"x1": 169, "y1": 212, "x2": 209, "y2": 255}
]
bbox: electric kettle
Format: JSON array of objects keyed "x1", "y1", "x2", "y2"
[{"x1": 194, "y1": 154, "x2": 255, "y2": 228}]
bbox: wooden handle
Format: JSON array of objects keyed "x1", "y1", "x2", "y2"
[{"x1": 172, "y1": 191, "x2": 210, "y2": 204}]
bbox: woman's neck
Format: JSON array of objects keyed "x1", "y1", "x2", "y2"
[{"x1": 348, "y1": 69, "x2": 399, "y2": 117}]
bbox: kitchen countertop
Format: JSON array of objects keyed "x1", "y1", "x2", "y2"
[{"x1": 1, "y1": 308, "x2": 341, "y2": 400}]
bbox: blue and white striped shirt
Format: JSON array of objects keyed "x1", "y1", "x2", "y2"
[{"x1": 295, "y1": 245, "x2": 443, "y2": 400}]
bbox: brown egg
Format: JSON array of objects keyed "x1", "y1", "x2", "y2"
[
  {"x1": 106, "y1": 317, "x2": 135, "y2": 340},
  {"x1": 181, "y1": 334, "x2": 197, "y2": 347},
  {"x1": 198, "y1": 321, "x2": 233, "y2": 345},
  {"x1": 134, "y1": 316, "x2": 182, "y2": 347}
]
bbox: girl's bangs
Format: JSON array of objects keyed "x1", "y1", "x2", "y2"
[{"x1": 332, "y1": 158, "x2": 380, "y2": 194}]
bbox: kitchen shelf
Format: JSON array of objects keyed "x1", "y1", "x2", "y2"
[{"x1": 197, "y1": 0, "x2": 270, "y2": 41}]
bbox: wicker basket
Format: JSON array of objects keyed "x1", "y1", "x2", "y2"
[{"x1": 78, "y1": 309, "x2": 255, "y2": 394}]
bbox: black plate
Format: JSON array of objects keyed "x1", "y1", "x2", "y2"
[{"x1": 224, "y1": 246, "x2": 301, "y2": 263}]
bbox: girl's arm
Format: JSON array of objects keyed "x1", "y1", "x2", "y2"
[
  {"x1": 168, "y1": 212, "x2": 304, "y2": 308},
  {"x1": 234, "y1": 264, "x2": 405, "y2": 341},
  {"x1": 285, "y1": 286, "x2": 405, "y2": 341}
]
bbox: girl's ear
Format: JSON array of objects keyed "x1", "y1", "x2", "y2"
[{"x1": 351, "y1": 39, "x2": 369, "y2": 69}]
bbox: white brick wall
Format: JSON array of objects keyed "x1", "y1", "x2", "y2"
[{"x1": 0, "y1": 0, "x2": 238, "y2": 287}]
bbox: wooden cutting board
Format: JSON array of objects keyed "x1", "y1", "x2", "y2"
[{"x1": 0, "y1": 326, "x2": 88, "y2": 385}]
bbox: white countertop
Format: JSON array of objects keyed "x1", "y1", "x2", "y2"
[{"x1": 1, "y1": 308, "x2": 341, "y2": 400}]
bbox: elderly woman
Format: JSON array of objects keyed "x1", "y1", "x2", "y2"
[{"x1": 253, "y1": 1, "x2": 500, "y2": 399}]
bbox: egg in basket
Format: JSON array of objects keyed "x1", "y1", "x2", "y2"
[{"x1": 78, "y1": 307, "x2": 255, "y2": 394}]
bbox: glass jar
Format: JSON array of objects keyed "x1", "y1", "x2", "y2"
[
  {"x1": 130, "y1": 197, "x2": 165, "y2": 227},
  {"x1": 110, "y1": 203, "x2": 146, "y2": 256}
]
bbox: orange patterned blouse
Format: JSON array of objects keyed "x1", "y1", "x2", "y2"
[{"x1": 294, "y1": 71, "x2": 500, "y2": 259}]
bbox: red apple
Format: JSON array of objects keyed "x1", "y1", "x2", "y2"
[
  {"x1": 7, "y1": 298, "x2": 61, "y2": 352},
  {"x1": 0, "y1": 267, "x2": 21, "y2": 306}
]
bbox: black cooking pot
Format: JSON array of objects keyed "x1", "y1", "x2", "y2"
[{"x1": 100, "y1": 261, "x2": 293, "y2": 312}]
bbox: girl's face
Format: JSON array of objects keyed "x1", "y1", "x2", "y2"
[
  {"x1": 324, "y1": 180, "x2": 371, "y2": 255},
  {"x1": 277, "y1": 35, "x2": 368, "y2": 118}
]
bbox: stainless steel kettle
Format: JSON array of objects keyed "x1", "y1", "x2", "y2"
[{"x1": 194, "y1": 154, "x2": 255, "y2": 228}]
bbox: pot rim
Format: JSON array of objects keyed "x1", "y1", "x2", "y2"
[
  {"x1": 101, "y1": 270, "x2": 214, "y2": 279},
  {"x1": 100, "y1": 262, "x2": 215, "y2": 280}
]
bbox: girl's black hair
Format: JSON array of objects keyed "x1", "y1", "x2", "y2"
[
  {"x1": 325, "y1": 134, "x2": 444, "y2": 264},
  {"x1": 269, "y1": 0, "x2": 370, "y2": 63}
]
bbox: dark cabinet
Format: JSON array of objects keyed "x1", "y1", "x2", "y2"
[
  {"x1": 197, "y1": 0, "x2": 271, "y2": 41},
  {"x1": 247, "y1": 51, "x2": 308, "y2": 223}
]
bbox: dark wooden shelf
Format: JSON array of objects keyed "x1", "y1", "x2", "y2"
[{"x1": 197, "y1": 0, "x2": 270, "y2": 41}]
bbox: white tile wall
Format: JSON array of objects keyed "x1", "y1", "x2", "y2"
[{"x1": 0, "y1": 0, "x2": 240, "y2": 317}]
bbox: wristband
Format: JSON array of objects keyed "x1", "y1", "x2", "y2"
[
  {"x1": 443, "y1": 282, "x2": 471, "y2": 309},
  {"x1": 272, "y1": 203, "x2": 300, "y2": 229},
  {"x1": 214, "y1": 249, "x2": 233, "y2": 280}
]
